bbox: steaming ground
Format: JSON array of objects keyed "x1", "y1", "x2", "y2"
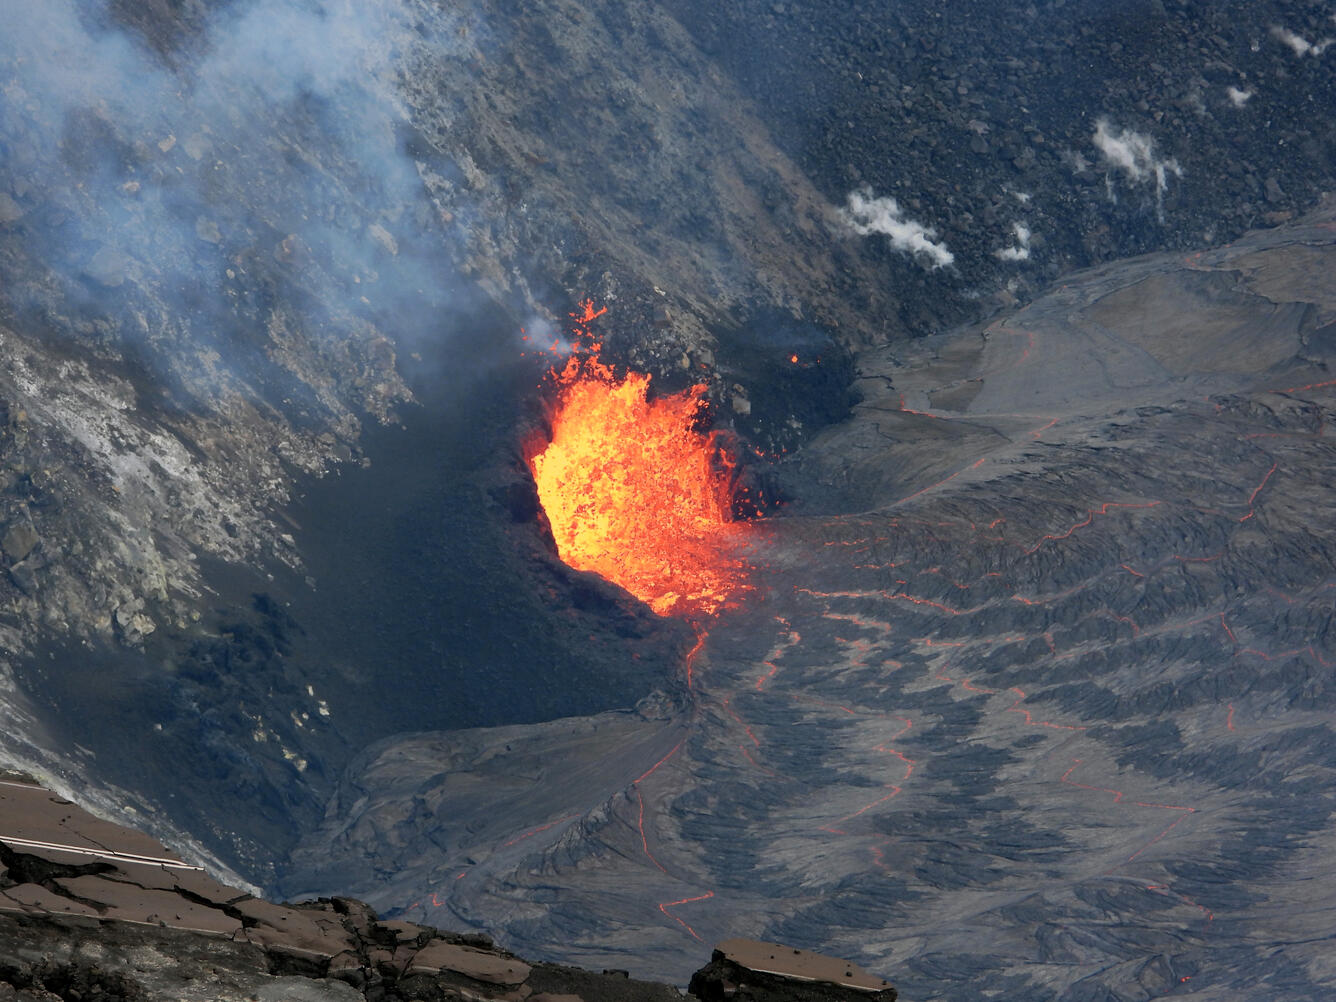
[{"x1": 287, "y1": 203, "x2": 1336, "y2": 998}]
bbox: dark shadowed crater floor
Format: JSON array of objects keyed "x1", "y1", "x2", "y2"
[{"x1": 284, "y1": 203, "x2": 1336, "y2": 999}]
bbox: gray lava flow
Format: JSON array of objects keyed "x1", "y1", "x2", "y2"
[{"x1": 286, "y1": 203, "x2": 1336, "y2": 999}]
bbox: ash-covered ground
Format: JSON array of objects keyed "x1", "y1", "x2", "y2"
[{"x1": 0, "y1": 1, "x2": 1334, "y2": 999}]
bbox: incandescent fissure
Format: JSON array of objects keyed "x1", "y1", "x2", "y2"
[{"x1": 527, "y1": 303, "x2": 751, "y2": 618}]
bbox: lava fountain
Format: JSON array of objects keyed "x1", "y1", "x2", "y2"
[{"x1": 527, "y1": 302, "x2": 750, "y2": 618}]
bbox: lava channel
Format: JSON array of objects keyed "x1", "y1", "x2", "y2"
[{"x1": 527, "y1": 302, "x2": 750, "y2": 618}]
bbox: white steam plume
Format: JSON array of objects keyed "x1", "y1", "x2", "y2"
[
  {"x1": 839, "y1": 187, "x2": 954, "y2": 269},
  {"x1": 995, "y1": 223, "x2": 1032, "y2": 262},
  {"x1": 1270, "y1": 26, "x2": 1332, "y2": 57},
  {"x1": 1091, "y1": 119, "x2": 1182, "y2": 221}
]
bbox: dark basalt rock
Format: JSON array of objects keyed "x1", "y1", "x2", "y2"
[{"x1": 0, "y1": 959, "x2": 148, "y2": 1002}]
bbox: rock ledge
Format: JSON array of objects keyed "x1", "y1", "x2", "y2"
[{"x1": 0, "y1": 777, "x2": 893, "y2": 1002}]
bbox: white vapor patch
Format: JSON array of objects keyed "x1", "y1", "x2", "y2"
[
  {"x1": 1226, "y1": 86, "x2": 1254, "y2": 107},
  {"x1": 839, "y1": 187, "x2": 954, "y2": 269},
  {"x1": 520, "y1": 315, "x2": 572, "y2": 356},
  {"x1": 1091, "y1": 119, "x2": 1182, "y2": 222},
  {"x1": 1270, "y1": 26, "x2": 1332, "y2": 57},
  {"x1": 995, "y1": 223, "x2": 1032, "y2": 262},
  {"x1": 1062, "y1": 149, "x2": 1092, "y2": 173}
]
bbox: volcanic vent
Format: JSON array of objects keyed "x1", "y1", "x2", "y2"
[{"x1": 526, "y1": 303, "x2": 750, "y2": 617}]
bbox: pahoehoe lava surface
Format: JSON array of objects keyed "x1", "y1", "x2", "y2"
[{"x1": 290, "y1": 204, "x2": 1336, "y2": 998}]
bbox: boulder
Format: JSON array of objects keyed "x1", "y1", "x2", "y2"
[
  {"x1": 1, "y1": 522, "x2": 38, "y2": 563},
  {"x1": 689, "y1": 939, "x2": 896, "y2": 1002},
  {"x1": 407, "y1": 941, "x2": 531, "y2": 986}
]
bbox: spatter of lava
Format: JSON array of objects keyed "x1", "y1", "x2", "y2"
[{"x1": 527, "y1": 302, "x2": 750, "y2": 618}]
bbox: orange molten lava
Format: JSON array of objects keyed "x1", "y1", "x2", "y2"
[{"x1": 527, "y1": 304, "x2": 748, "y2": 617}]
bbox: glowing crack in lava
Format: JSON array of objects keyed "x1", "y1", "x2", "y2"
[{"x1": 527, "y1": 302, "x2": 749, "y2": 617}]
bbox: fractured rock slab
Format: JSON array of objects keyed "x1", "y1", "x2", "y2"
[
  {"x1": 233, "y1": 898, "x2": 356, "y2": 960},
  {"x1": 54, "y1": 875, "x2": 242, "y2": 936},
  {"x1": 408, "y1": 940, "x2": 532, "y2": 985}
]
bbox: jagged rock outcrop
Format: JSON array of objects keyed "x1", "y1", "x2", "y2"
[
  {"x1": 690, "y1": 940, "x2": 896, "y2": 1001},
  {"x1": 0, "y1": 776, "x2": 892, "y2": 1002}
]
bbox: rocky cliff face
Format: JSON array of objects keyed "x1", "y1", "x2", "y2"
[{"x1": 0, "y1": 0, "x2": 1334, "y2": 999}]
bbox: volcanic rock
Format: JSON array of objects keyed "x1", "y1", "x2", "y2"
[
  {"x1": 406, "y1": 942, "x2": 531, "y2": 984},
  {"x1": 6, "y1": 561, "x2": 36, "y2": 596},
  {"x1": 193, "y1": 216, "x2": 222, "y2": 244},
  {"x1": 0, "y1": 778, "x2": 886, "y2": 1002},
  {"x1": 83, "y1": 246, "x2": 128, "y2": 288},
  {"x1": 690, "y1": 940, "x2": 896, "y2": 1001},
  {"x1": 1, "y1": 521, "x2": 37, "y2": 563}
]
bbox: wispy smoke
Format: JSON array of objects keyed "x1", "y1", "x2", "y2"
[
  {"x1": 839, "y1": 187, "x2": 954, "y2": 269},
  {"x1": 1091, "y1": 119, "x2": 1182, "y2": 221},
  {"x1": 1270, "y1": 26, "x2": 1332, "y2": 57},
  {"x1": 0, "y1": 0, "x2": 477, "y2": 405},
  {"x1": 1226, "y1": 86, "x2": 1255, "y2": 107},
  {"x1": 521, "y1": 315, "x2": 572, "y2": 356},
  {"x1": 995, "y1": 223, "x2": 1032, "y2": 262}
]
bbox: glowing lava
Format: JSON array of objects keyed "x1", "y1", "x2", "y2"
[{"x1": 527, "y1": 303, "x2": 748, "y2": 617}]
